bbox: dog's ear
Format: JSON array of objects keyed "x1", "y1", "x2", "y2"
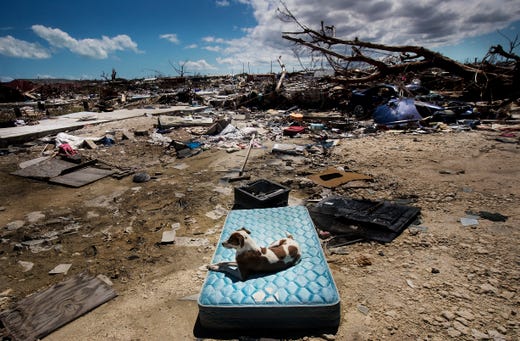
[{"x1": 239, "y1": 227, "x2": 251, "y2": 234}]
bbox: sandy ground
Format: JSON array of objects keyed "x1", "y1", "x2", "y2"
[{"x1": 1, "y1": 115, "x2": 519, "y2": 340}]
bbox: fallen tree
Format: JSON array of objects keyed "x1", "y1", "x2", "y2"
[{"x1": 279, "y1": 5, "x2": 519, "y2": 101}]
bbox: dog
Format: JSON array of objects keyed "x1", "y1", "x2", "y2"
[{"x1": 207, "y1": 227, "x2": 301, "y2": 281}]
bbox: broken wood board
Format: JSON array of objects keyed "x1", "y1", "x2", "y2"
[
  {"x1": 49, "y1": 167, "x2": 114, "y2": 187},
  {"x1": 11, "y1": 158, "x2": 80, "y2": 180},
  {"x1": 82, "y1": 139, "x2": 98, "y2": 149},
  {"x1": 301, "y1": 112, "x2": 345, "y2": 121},
  {"x1": 18, "y1": 156, "x2": 53, "y2": 169},
  {"x1": 158, "y1": 115, "x2": 213, "y2": 128},
  {"x1": 11, "y1": 158, "x2": 95, "y2": 180},
  {"x1": 308, "y1": 168, "x2": 372, "y2": 188},
  {"x1": 0, "y1": 272, "x2": 117, "y2": 341}
]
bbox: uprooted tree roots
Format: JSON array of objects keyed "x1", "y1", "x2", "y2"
[{"x1": 278, "y1": 3, "x2": 520, "y2": 101}]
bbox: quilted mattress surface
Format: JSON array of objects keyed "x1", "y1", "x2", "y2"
[{"x1": 198, "y1": 205, "x2": 340, "y2": 331}]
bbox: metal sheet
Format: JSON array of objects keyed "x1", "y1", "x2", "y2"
[
  {"x1": 307, "y1": 168, "x2": 372, "y2": 188},
  {"x1": 11, "y1": 158, "x2": 82, "y2": 180},
  {"x1": 49, "y1": 167, "x2": 114, "y2": 187}
]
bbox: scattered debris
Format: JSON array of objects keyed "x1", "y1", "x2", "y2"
[
  {"x1": 5, "y1": 220, "x2": 25, "y2": 231},
  {"x1": 272, "y1": 143, "x2": 306, "y2": 155},
  {"x1": 221, "y1": 133, "x2": 256, "y2": 182},
  {"x1": 0, "y1": 33, "x2": 519, "y2": 340},
  {"x1": 460, "y1": 216, "x2": 479, "y2": 227},
  {"x1": 48, "y1": 264, "x2": 72, "y2": 275},
  {"x1": 469, "y1": 210, "x2": 508, "y2": 222},
  {"x1": 358, "y1": 304, "x2": 370, "y2": 315},
  {"x1": 205, "y1": 204, "x2": 228, "y2": 220},
  {"x1": 133, "y1": 172, "x2": 151, "y2": 183},
  {"x1": 161, "y1": 230, "x2": 176, "y2": 244},
  {"x1": 18, "y1": 261, "x2": 34, "y2": 273}
]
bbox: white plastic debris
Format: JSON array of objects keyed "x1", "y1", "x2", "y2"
[
  {"x1": 49, "y1": 263, "x2": 72, "y2": 275},
  {"x1": 161, "y1": 230, "x2": 176, "y2": 244},
  {"x1": 18, "y1": 260, "x2": 34, "y2": 272}
]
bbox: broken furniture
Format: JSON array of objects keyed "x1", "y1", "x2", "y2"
[
  {"x1": 197, "y1": 206, "x2": 340, "y2": 336},
  {"x1": 233, "y1": 179, "x2": 290, "y2": 209},
  {"x1": 308, "y1": 196, "x2": 421, "y2": 244}
]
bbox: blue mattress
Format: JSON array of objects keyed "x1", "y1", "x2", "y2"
[{"x1": 198, "y1": 206, "x2": 341, "y2": 331}]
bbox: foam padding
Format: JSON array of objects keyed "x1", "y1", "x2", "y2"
[{"x1": 198, "y1": 206, "x2": 340, "y2": 331}]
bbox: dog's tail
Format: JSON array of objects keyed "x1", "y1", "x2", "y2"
[{"x1": 285, "y1": 232, "x2": 294, "y2": 239}]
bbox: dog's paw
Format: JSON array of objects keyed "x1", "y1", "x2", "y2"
[{"x1": 206, "y1": 264, "x2": 220, "y2": 271}]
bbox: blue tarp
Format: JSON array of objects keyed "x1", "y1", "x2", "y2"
[{"x1": 373, "y1": 98, "x2": 423, "y2": 125}]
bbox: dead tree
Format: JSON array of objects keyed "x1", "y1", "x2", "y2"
[
  {"x1": 275, "y1": 56, "x2": 287, "y2": 92},
  {"x1": 278, "y1": 4, "x2": 518, "y2": 100},
  {"x1": 169, "y1": 60, "x2": 190, "y2": 77}
]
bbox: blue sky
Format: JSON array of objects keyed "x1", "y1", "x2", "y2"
[{"x1": 1, "y1": 0, "x2": 519, "y2": 81}]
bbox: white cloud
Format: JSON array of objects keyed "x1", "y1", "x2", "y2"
[
  {"x1": 202, "y1": 36, "x2": 226, "y2": 44},
  {"x1": 204, "y1": 46, "x2": 222, "y2": 52},
  {"x1": 185, "y1": 59, "x2": 217, "y2": 70},
  {"x1": 185, "y1": 44, "x2": 198, "y2": 49},
  {"x1": 0, "y1": 35, "x2": 51, "y2": 59},
  {"x1": 36, "y1": 74, "x2": 54, "y2": 79},
  {"x1": 216, "y1": 0, "x2": 230, "y2": 7},
  {"x1": 31, "y1": 25, "x2": 140, "y2": 59},
  {"x1": 1, "y1": 75, "x2": 14, "y2": 82},
  {"x1": 202, "y1": 36, "x2": 216, "y2": 43},
  {"x1": 160, "y1": 33, "x2": 180, "y2": 44},
  {"x1": 212, "y1": 0, "x2": 520, "y2": 73}
]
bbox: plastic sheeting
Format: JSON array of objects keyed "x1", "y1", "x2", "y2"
[{"x1": 373, "y1": 98, "x2": 423, "y2": 125}]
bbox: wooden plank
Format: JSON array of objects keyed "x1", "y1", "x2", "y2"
[
  {"x1": 0, "y1": 272, "x2": 117, "y2": 341},
  {"x1": 82, "y1": 139, "x2": 98, "y2": 149},
  {"x1": 11, "y1": 158, "x2": 80, "y2": 180},
  {"x1": 49, "y1": 167, "x2": 114, "y2": 187},
  {"x1": 158, "y1": 115, "x2": 213, "y2": 128}
]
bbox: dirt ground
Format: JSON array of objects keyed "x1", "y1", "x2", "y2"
[{"x1": 1, "y1": 114, "x2": 519, "y2": 340}]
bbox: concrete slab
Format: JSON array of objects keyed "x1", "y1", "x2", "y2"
[{"x1": 0, "y1": 105, "x2": 208, "y2": 147}]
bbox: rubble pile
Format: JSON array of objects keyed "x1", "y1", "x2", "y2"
[{"x1": 0, "y1": 68, "x2": 519, "y2": 340}]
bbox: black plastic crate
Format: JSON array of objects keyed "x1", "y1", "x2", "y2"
[{"x1": 234, "y1": 179, "x2": 290, "y2": 209}]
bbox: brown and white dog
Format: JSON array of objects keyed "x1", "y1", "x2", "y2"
[{"x1": 207, "y1": 227, "x2": 301, "y2": 281}]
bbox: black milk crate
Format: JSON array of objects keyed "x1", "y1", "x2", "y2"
[{"x1": 234, "y1": 179, "x2": 290, "y2": 209}]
